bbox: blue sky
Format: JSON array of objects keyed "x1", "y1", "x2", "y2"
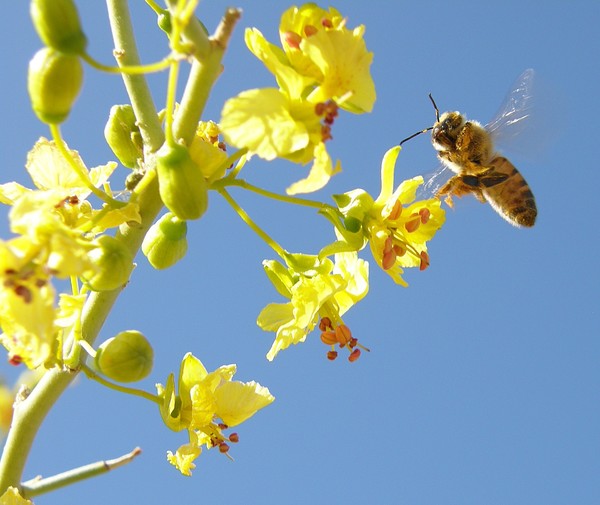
[{"x1": 1, "y1": 2, "x2": 599, "y2": 504}]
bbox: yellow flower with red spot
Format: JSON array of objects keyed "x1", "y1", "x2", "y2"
[{"x1": 157, "y1": 353, "x2": 274, "y2": 475}]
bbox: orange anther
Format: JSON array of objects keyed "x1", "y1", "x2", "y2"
[
  {"x1": 388, "y1": 200, "x2": 403, "y2": 220},
  {"x1": 321, "y1": 331, "x2": 338, "y2": 345},
  {"x1": 321, "y1": 18, "x2": 333, "y2": 28},
  {"x1": 319, "y1": 317, "x2": 332, "y2": 331},
  {"x1": 348, "y1": 349, "x2": 361, "y2": 362},
  {"x1": 419, "y1": 208, "x2": 430, "y2": 224},
  {"x1": 405, "y1": 216, "x2": 420, "y2": 233},
  {"x1": 283, "y1": 31, "x2": 302, "y2": 49},
  {"x1": 229, "y1": 433, "x2": 239, "y2": 443},
  {"x1": 419, "y1": 251, "x2": 430, "y2": 271},
  {"x1": 335, "y1": 324, "x2": 352, "y2": 345},
  {"x1": 327, "y1": 350, "x2": 338, "y2": 361},
  {"x1": 304, "y1": 25, "x2": 318, "y2": 37},
  {"x1": 219, "y1": 443, "x2": 230, "y2": 454}
]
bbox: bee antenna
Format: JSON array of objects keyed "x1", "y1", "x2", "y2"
[
  {"x1": 399, "y1": 93, "x2": 440, "y2": 146},
  {"x1": 428, "y1": 93, "x2": 440, "y2": 122},
  {"x1": 399, "y1": 126, "x2": 433, "y2": 146}
]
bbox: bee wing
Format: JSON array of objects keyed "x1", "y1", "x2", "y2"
[
  {"x1": 485, "y1": 69, "x2": 536, "y2": 150},
  {"x1": 416, "y1": 164, "x2": 452, "y2": 200}
]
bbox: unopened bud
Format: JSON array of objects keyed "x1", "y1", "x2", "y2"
[
  {"x1": 30, "y1": 0, "x2": 87, "y2": 55},
  {"x1": 104, "y1": 105, "x2": 143, "y2": 169},
  {"x1": 156, "y1": 143, "x2": 208, "y2": 221},
  {"x1": 142, "y1": 212, "x2": 188, "y2": 269},
  {"x1": 28, "y1": 48, "x2": 83, "y2": 124},
  {"x1": 95, "y1": 330, "x2": 154, "y2": 383},
  {"x1": 82, "y1": 235, "x2": 134, "y2": 291}
]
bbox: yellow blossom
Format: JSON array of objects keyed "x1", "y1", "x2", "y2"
[
  {"x1": 257, "y1": 252, "x2": 368, "y2": 360},
  {"x1": 332, "y1": 147, "x2": 445, "y2": 286},
  {"x1": 220, "y1": 3, "x2": 375, "y2": 194},
  {"x1": 157, "y1": 353, "x2": 274, "y2": 475},
  {"x1": 367, "y1": 147, "x2": 445, "y2": 285},
  {"x1": 0, "y1": 487, "x2": 34, "y2": 505}
]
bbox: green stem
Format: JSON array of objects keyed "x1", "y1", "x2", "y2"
[
  {"x1": 217, "y1": 187, "x2": 287, "y2": 260},
  {"x1": 0, "y1": 2, "x2": 237, "y2": 495},
  {"x1": 170, "y1": 6, "x2": 241, "y2": 145},
  {"x1": 219, "y1": 178, "x2": 332, "y2": 212},
  {"x1": 21, "y1": 447, "x2": 142, "y2": 499},
  {"x1": 0, "y1": 0, "x2": 165, "y2": 494},
  {"x1": 81, "y1": 365, "x2": 160, "y2": 404}
]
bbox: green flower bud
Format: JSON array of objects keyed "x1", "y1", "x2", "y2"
[
  {"x1": 30, "y1": 0, "x2": 87, "y2": 55},
  {"x1": 95, "y1": 330, "x2": 153, "y2": 383},
  {"x1": 142, "y1": 212, "x2": 188, "y2": 269},
  {"x1": 28, "y1": 48, "x2": 83, "y2": 125},
  {"x1": 156, "y1": 143, "x2": 208, "y2": 221},
  {"x1": 82, "y1": 235, "x2": 134, "y2": 291},
  {"x1": 104, "y1": 105, "x2": 143, "y2": 168}
]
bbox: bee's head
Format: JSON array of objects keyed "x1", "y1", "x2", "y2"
[{"x1": 431, "y1": 111, "x2": 466, "y2": 150}]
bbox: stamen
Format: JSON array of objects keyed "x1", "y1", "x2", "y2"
[
  {"x1": 335, "y1": 324, "x2": 352, "y2": 345},
  {"x1": 388, "y1": 200, "x2": 403, "y2": 220},
  {"x1": 9, "y1": 355, "x2": 23, "y2": 366},
  {"x1": 304, "y1": 25, "x2": 318, "y2": 37},
  {"x1": 321, "y1": 331, "x2": 338, "y2": 345},
  {"x1": 327, "y1": 350, "x2": 338, "y2": 361},
  {"x1": 419, "y1": 251, "x2": 430, "y2": 271},
  {"x1": 405, "y1": 215, "x2": 421, "y2": 233},
  {"x1": 419, "y1": 208, "x2": 430, "y2": 224},
  {"x1": 228, "y1": 433, "x2": 239, "y2": 443},
  {"x1": 283, "y1": 31, "x2": 302, "y2": 49},
  {"x1": 348, "y1": 349, "x2": 361, "y2": 362},
  {"x1": 321, "y1": 18, "x2": 333, "y2": 28}
]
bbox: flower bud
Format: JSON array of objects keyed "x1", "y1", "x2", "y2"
[
  {"x1": 104, "y1": 105, "x2": 143, "y2": 169},
  {"x1": 28, "y1": 48, "x2": 83, "y2": 125},
  {"x1": 30, "y1": 0, "x2": 87, "y2": 55},
  {"x1": 142, "y1": 212, "x2": 188, "y2": 269},
  {"x1": 156, "y1": 143, "x2": 208, "y2": 221},
  {"x1": 82, "y1": 235, "x2": 134, "y2": 291},
  {"x1": 95, "y1": 330, "x2": 153, "y2": 383}
]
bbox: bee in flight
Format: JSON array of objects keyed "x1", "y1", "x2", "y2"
[{"x1": 401, "y1": 69, "x2": 538, "y2": 227}]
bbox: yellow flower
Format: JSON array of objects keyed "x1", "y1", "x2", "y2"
[
  {"x1": 220, "y1": 3, "x2": 375, "y2": 194},
  {"x1": 367, "y1": 147, "x2": 445, "y2": 285},
  {"x1": 0, "y1": 138, "x2": 140, "y2": 233},
  {"x1": 189, "y1": 121, "x2": 229, "y2": 184},
  {"x1": 157, "y1": 353, "x2": 274, "y2": 475},
  {"x1": 333, "y1": 147, "x2": 445, "y2": 286},
  {"x1": 257, "y1": 252, "x2": 368, "y2": 361},
  {"x1": 0, "y1": 237, "x2": 58, "y2": 368},
  {"x1": 0, "y1": 487, "x2": 34, "y2": 505},
  {"x1": 0, "y1": 382, "x2": 13, "y2": 436}
]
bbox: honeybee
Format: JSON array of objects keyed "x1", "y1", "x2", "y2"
[{"x1": 402, "y1": 69, "x2": 537, "y2": 227}]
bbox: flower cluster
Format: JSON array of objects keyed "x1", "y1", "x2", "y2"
[
  {"x1": 0, "y1": 139, "x2": 139, "y2": 368},
  {"x1": 156, "y1": 353, "x2": 274, "y2": 475},
  {"x1": 220, "y1": 4, "x2": 375, "y2": 194}
]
